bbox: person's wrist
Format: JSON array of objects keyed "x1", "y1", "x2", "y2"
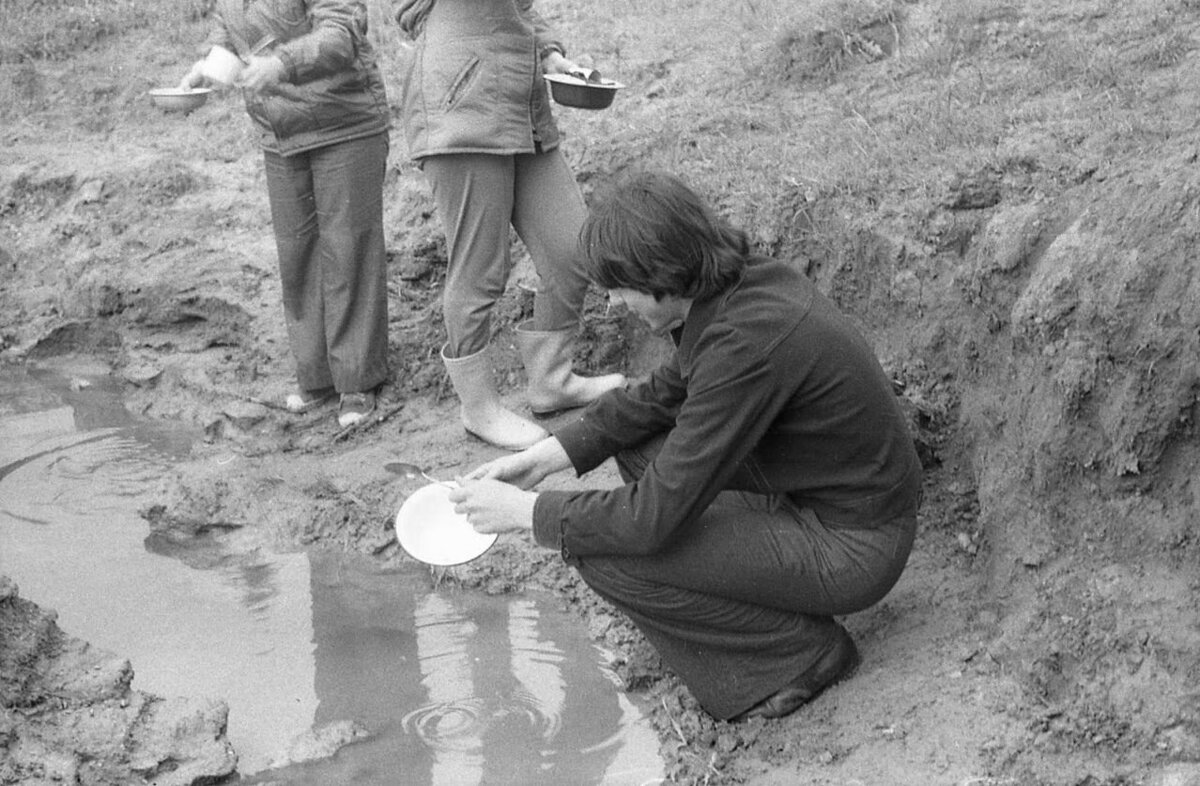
[
  {"x1": 535, "y1": 436, "x2": 570, "y2": 471},
  {"x1": 523, "y1": 490, "x2": 538, "y2": 529}
]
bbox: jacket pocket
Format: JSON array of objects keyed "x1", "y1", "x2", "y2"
[{"x1": 441, "y1": 56, "x2": 481, "y2": 112}]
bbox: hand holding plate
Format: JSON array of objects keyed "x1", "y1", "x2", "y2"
[
  {"x1": 462, "y1": 436, "x2": 572, "y2": 489},
  {"x1": 449, "y1": 479, "x2": 536, "y2": 534}
]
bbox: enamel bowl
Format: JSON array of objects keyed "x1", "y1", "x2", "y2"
[
  {"x1": 544, "y1": 73, "x2": 624, "y2": 110},
  {"x1": 148, "y1": 87, "x2": 212, "y2": 114}
]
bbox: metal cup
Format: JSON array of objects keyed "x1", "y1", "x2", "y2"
[{"x1": 199, "y1": 45, "x2": 244, "y2": 88}]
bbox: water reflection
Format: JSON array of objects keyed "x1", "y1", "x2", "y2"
[
  {"x1": 0, "y1": 363, "x2": 663, "y2": 784},
  {"x1": 402, "y1": 593, "x2": 600, "y2": 783},
  {"x1": 0, "y1": 385, "x2": 319, "y2": 771},
  {"x1": 287, "y1": 550, "x2": 660, "y2": 785}
]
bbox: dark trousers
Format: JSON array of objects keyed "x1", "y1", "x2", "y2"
[
  {"x1": 573, "y1": 440, "x2": 917, "y2": 719},
  {"x1": 263, "y1": 133, "x2": 390, "y2": 394}
]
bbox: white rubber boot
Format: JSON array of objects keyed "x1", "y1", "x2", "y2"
[
  {"x1": 441, "y1": 344, "x2": 548, "y2": 451},
  {"x1": 515, "y1": 322, "x2": 627, "y2": 416}
]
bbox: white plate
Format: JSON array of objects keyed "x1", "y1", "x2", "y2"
[{"x1": 395, "y1": 483, "x2": 498, "y2": 566}]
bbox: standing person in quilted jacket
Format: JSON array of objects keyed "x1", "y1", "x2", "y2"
[
  {"x1": 179, "y1": 0, "x2": 391, "y2": 428},
  {"x1": 393, "y1": 0, "x2": 625, "y2": 451}
]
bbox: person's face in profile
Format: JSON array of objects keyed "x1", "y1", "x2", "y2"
[{"x1": 606, "y1": 288, "x2": 692, "y2": 337}]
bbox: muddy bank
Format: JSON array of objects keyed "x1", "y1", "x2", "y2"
[{"x1": 0, "y1": 576, "x2": 236, "y2": 785}]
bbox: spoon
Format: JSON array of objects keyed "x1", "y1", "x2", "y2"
[
  {"x1": 568, "y1": 67, "x2": 604, "y2": 84},
  {"x1": 385, "y1": 462, "x2": 455, "y2": 487},
  {"x1": 249, "y1": 35, "x2": 276, "y2": 57}
]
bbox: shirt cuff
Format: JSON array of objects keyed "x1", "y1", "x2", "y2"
[{"x1": 532, "y1": 490, "x2": 572, "y2": 561}]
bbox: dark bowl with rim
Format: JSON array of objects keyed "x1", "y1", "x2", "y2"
[{"x1": 544, "y1": 71, "x2": 624, "y2": 110}]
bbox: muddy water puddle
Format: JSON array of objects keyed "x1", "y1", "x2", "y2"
[{"x1": 0, "y1": 361, "x2": 663, "y2": 784}]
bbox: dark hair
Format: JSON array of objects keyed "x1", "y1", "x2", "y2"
[{"x1": 581, "y1": 171, "x2": 749, "y2": 300}]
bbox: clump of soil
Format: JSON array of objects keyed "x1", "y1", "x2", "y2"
[{"x1": 0, "y1": 577, "x2": 236, "y2": 785}]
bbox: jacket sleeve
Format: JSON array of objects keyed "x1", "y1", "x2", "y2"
[
  {"x1": 204, "y1": 10, "x2": 236, "y2": 52},
  {"x1": 533, "y1": 324, "x2": 797, "y2": 557},
  {"x1": 392, "y1": 0, "x2": 433, "y2": 38},
  {"x1": 273, "y1": 0, "x2": 368, "y2": 84},
  {"x1": 526, "y1": 5, "x2": 565, "y2": 58},
  {"x1": 552, "y1": 351, "x2": 688, "y2": 475}
]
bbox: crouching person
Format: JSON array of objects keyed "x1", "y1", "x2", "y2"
[{"x1": 449, "y1": 171, "x2": 921, "y2": 721}]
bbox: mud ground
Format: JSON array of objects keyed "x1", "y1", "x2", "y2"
[{"x1": 5, "y1": 0, "x2": 1200, "y2": 784}]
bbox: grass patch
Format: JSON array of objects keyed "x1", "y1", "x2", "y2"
[
  {"x1": 756, "y1": 0, "x2": 907, "y2": 81},
  {"x1": 0, "y1": 0, "x2": 206, "y2": 63},
  {"x1": 119, "y1": 159, "x2": 206, "y2": 206}
]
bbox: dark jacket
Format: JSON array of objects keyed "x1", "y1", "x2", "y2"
[
  {"x1": 209, "y1": 0, "x2": 390, "y2": 156},
  {"x1": 397, "y1": 0, "x2": 563, "y2": 159},
  {"x1": 532, "y1": 256, "x2": 923, "y2": 558}
]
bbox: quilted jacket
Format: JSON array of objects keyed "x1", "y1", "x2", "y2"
[
  {"x1": 208, "y1": 0, "x2": 390, "y2": 156},
  {"x1": 397, "y1": 0, "x2": 564, "y2": 159}
]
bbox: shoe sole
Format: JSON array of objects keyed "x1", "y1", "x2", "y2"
[
  {"x1": 338, "y1": 409, "x2": 375, "y2": 428},
  {"x1": 286, "y1": 392, "x2": 335, "y2": 414},
  {"x1": 731, "y1": 631, "x2": 860, "y2": 722}
]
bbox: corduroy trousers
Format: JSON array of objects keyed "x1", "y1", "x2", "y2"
[{"x1": 263, "y1": 132, "x2": 390, "y2": 395}]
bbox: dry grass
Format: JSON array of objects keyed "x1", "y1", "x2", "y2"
[
  {"x1": 0, "y1": 0, "x2": 208, "y2": 63},
  {"x1": 6, "y1": 0, "x2": 1200, "y2": 308},
  {"x1": 756, "y1": 0, "x2": 907, "y2": 80},
  {"x1": 542, "y1": 0, "x2": 1200, "y2": 267}
]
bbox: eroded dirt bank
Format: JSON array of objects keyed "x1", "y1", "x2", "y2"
[
  {"x1": 4, "y1": 0, "x2": 1200, "y2": 784},
  {"x1": 0, "y1": 577, "x2": 236, "y2": 784}
]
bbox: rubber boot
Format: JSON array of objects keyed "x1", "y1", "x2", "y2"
[
  {"x1": 441, "y1": 344, "x2": 548, "y2": 451},
  {"x1": 515, "y1": 322, "x2": 627, "y2": 416}
]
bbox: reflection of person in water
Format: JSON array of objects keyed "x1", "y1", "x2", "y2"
[
  {"x1": 304, "y1": 550, "x2": 628, "y2": 783},
  {"x1": 451, "y1": 171, "x2": 922, "y2": 722}
]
